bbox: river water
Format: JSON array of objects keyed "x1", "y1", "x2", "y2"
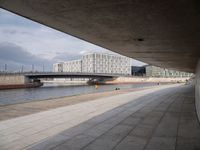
[{"x1": 0, "y1": 83, "x2": 158, "y2": 106}]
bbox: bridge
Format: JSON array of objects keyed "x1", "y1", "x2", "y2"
[
  {"x1": 0, "y1": 72, "x2": 125, "y2": 80},
  {"x1": 0, "y1": 72, "x2": 124, "y2": 86},
  {"x1": 23, "y1": 72, "x2": 122, "y2": 79},
  {"x1": 24, "y1": 72, "x2": 122, "y2": 84}
]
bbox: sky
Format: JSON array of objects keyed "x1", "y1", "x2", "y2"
[{"x1": 0, "y1": 8, "x2": 146, "y2": 72}]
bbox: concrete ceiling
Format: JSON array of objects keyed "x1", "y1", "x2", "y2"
[{"x1": 1, "y1": 0, "x2": 200, "y2": 72}]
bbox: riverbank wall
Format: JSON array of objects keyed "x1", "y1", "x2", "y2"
[
  {"x1": 0, "y1": 74, "x2": 43, "y2": 90},
  {"x1": 0, "y1": 74, "x2": 29, "y2": 85},
  {"x1": 105, "y1": 77, "x2": 190, "y2": 84},
  {"x1": 44, "y1": 76, "x2": 190, "y2": 85}
]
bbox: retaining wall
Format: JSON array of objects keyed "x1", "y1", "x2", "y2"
[{"x1": 0, "y1": 74, "x2": 28, "y2": 85}]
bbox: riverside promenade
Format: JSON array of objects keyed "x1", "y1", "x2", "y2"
[{"x1": 0, "y1": 84, "x2": 199, "y2": 150}]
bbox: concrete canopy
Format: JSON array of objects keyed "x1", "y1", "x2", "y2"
[{"x1": 1, "y1": 0, "x2": 200, "y2": 72}]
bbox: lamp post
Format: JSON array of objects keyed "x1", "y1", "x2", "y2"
[
  {"x1": 32, "y1": 64, "x2": 34, "y2": 72},
  {"x1": 43, "y1": 64, "x2": 45, "y2": 72},
  {"x1": 5, "y1": 64, "x2": 7, "y2": 72},
  {"x1": 21, "y1": 65, "x2": 23, "y2": 73}
]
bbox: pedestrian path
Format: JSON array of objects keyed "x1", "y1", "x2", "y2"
[{"x1": 0, "y1": 84, "x2": 199, "y2": 150}]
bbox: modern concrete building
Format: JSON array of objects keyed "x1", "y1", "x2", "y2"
[
  {"x1": 63, "y1": 60, "x2": 82, "y2": 73},
  {"x1": 82, "y1": 53, "x2": 131, "y2": 75},
  {"x1": 146, "y1": 65, "x2": 193, "y2": 78},
  {"x1": 53, "y1": 53, "x2": 131, "y2": 75},
  {"x1": 131, "y1": 66, "x2": 146, "y2": 76},
  {"x1": 53, "y1": 63, "x2": 63, "y2": 72}
]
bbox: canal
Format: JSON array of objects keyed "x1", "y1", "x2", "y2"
[{"x1": 0, "y1": 83, "x2": 159, "y2": 106}]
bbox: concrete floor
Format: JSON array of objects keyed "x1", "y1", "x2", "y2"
[
  {"x1": 0, "y1": 87, "x2": 151, "y2": 121},
  {"x1": 0, "y1": 84, "x2": 199, "y2": 150}
]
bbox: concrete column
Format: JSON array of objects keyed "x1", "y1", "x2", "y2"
[{"x1": 195, "y1": 59, "x2": 200, "y2": 122}]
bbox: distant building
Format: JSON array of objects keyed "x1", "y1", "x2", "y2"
[
  {"x1": 53, "y1": 63, "x2": 63, "y2": 72},
  {"x1": 131, "y1": 66, "x2": 146, "y2": 76},
  {"x1": 145, "y1": 65, "x2": 193, "y2": 77},
  {"x1": 82, "y1": 53, "x2": 131, "y2": 75},
  {"x1": 63, "y1": 60, "x2": 82, "y2": 73},
  {"x1": 53, "y1": 53, "x2": 131, "y2": 75}
]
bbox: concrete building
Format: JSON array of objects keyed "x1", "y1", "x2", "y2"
[
  {"x1": 82, "y1": 53, "x2": 131, "y2": 75},
  {"x1": 146, "y1": 65, "x2": 193, "y2": 78},
  {"x1": 131, "y1": 66, "x2": 146, "y2": 76},
  {"x1": 63, "y1": 60, "x2": 82, "y2": 73},
  {"x1": 53, "y1": 53, "x2": 131, "y2": 75},
  {"x1": 53, "y1": 63, "x2": 63, "y2": 72}
]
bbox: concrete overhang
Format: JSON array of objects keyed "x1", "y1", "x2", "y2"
[{"x1": 1, "y1": 0, "x2": 200, "y2": 73}]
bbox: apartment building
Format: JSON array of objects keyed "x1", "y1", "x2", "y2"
[
  {"x1": 53, "y1": 63, "x2": 63, "y2": 72},
  {"x1": 53, "y1": 53, "x2": 131, "y2": 75},
  {"x1": 63, "y1": 60, "x2": 82, "y2": 73}
]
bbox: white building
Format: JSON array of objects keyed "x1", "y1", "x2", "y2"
[
  {"x1": 53, "y1": 63, "x2": 63, "y2": 72},
  {"x1": 63, "y1": 60, "x2": 82, "y2": 73},
  {"x1": 82, "y1": 53, "x2": 131, "y2": 75},
  {"x1": 53, "y1": 53, "x2": 131, "y2": 75}
]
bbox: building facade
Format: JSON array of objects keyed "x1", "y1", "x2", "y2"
[
  {"x1": 63, "y1": 60, "x2": 82, "y2": 73},
  {"x1": 53, "y1": 63, "x2": 63, "y2": 72},
  {"x1": 53, "y1": 53, "x2": 131, "y2": 75},
  {"x1": 82, "y1": 53, "x2": 131, "y2": 75},
  {"x1": 131, "y1": 66, "x2": 146, "y2": 76},
  {"x1": 145, "y1": 65, "x2": 193, "y2": 77}
]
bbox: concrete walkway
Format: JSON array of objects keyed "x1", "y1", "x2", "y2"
[
  {"x1": 0, "y1": 84, "x2": 199, "y2": 150},
  {"x1": 0, "y1": 86, "x2": 153, "y2": 121}
]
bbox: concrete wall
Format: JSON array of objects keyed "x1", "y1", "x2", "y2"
[
  {"x1": 0, "y1": 74, "x2": 28, "y2": 85},
  {"x1": 106, "y1": 77, "x2": 190, "y2": 84},
  {"x1": 195, "y1": 60, "x2": 200, "y2": 121}
]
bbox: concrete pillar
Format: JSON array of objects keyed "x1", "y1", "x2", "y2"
[{"x1": 195, "y1": 59, "x2": 200, "y2": 122}]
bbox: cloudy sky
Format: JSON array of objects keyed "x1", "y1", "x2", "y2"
[{"x1": 0, "y1": 8, "x2": 145, "y2": 72}]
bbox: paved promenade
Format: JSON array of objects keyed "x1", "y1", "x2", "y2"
[
  {"x1": 0, "y1": 84, "x2": 199, "y2": 150},
  {"x1": 0, "y1": 86, "x2": 152, "y2": 121}
]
